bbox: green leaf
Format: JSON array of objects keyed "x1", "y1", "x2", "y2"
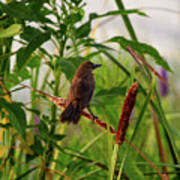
[
  {"x1": 71, "y1": 0, "x2": 83, "y2": 6},
  {"x1": 0, "y1": 24, "x2": 22, "y2": 38},
  {"x1": 67, "y1": 8, "x2": 84, "y2": 24},
  {"x1": 95, "y1": 86, "x2": 126, "y2": 97},
  {"x1": 28, "y1": 0, "x2": 49, "y2": 11},
  {"x1": 25, "y1": 137, "x2": 44, "y2": 163},
  {"x1": 38, "y1": 121, "x2": 48, "y2": 137},
  {"x1": 58, "y1": 57, "x2": 85, "y2": 81},
  {"x1": 0, "y1": 99, "x2": 26, "y2": 139},
  {"x1": 101, "y1": 50, "x2": 130, "y2": 76},
  {"x1": 15, "y1": 167, "x2": 37, "y2": 180},
  {"x1": 17, "y1": 32, "x2": 50, "y2": 70},
  {"x1": 85, "y1": 42, "x2": 114, "y2": 51},
  {"x1": 27, "y1": 55, "x2": 41, "y2": 69},
  {"x1": 108, "y1": 36, "x2": 171, "y2": 71},
  {"x1": 17, "y1": 67, "x2": 31, "y2": 80},
  {"x1": 85, "y1": 51, "x2": 101, "y2": 59},
  {"x1": 75, "y1": 21, "x2": 91, "y2": 38},
  {"x1": 124, "y1": 161, "x2": 144, "y2": 180},
  {"x1": 90, "y1": 9, "x2": 148, "y2": 20},
  {"x1": 30, "y1": 137, "x2": 44, "y2": 156},
  {"x1": 20, "y1": 26, "x2": 42, "y2": 42},
  {"x1": 25, "y1": 108, "x2": 40, "y2": 116},
  {"x1": 0, "y1": 2, "x2": 52, "y2": 23},
  {"x1": 51, "y1": 134, "x2": 66, "y2": 141}
]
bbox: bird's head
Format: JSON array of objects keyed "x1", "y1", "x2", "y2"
[{"x1": 80, "y1": 61, "x2": 102, "y2": 73}]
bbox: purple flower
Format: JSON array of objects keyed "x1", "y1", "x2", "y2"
[
  {"x1": 34, "y1": 114, "x2": 40, "y2": 135},
  {"x1": 159, "y1": 67, "x2": 169, "y2": 96}
]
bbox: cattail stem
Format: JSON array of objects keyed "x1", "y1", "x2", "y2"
[
  {"x1": 152, "y1": 109, "x2": 169, "y2": 179},
  {"x1": 110, "y1": 82, "x2": 139, "y2": 180}
]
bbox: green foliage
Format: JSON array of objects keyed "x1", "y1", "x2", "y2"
[
  {"x1": 0, "y1": 24, "x2": 22, "y2": 38},
  {"x1": 108, "y1": 36, "x2": 171, "y2": 71},
  {"x1": 57, "y1": 57, "x2": 85, "y2": 81},
  {"x1": 124, "y1": 161, "x2": 144, "y2": 180},
  {"x1": 0, "y1": 1, "x2": 52, "y2": 23},
  {"x1": 0, "y1": 0, "x2": 178, "y2": 180},
  {"x1": 96, "y1": 86, "x2": 127, "y2": 97},
  {"x1": 0, "y1": 99, "x2": 26, "y2": 139},
  {"x1": 17, "y1": 32, "x2": 50, "y2": 70}
]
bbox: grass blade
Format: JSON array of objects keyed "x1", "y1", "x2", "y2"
[
  {"x1": 115, "y1": 0, "x2": 138, "y2": 41},
  {"x1": 15, "y1": 167, "x2": 37, "y2": 180}
]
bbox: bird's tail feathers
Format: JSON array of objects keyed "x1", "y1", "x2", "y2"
[{"x1": 60, "y1": 102, "x2": 81, "y2": 124}]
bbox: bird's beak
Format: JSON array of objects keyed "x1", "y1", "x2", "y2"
[{"x1": 92, "y1": 64, "x2": 102, "y2": 69}]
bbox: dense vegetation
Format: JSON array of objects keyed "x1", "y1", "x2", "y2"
[{"x1": 0, "y1": 0, "x2": 179, "y2": 179}]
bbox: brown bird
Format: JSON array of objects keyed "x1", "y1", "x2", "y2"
[{"x1": 60, "y1": 61, "x2": 101, "y2": 124}]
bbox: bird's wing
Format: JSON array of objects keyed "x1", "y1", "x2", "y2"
[
  {"x1": 71, "y1": 77, "x2": 94, "y2": 106},
  {"x1": 74, "y1": 77, "x2": 93, "y2": 97}
]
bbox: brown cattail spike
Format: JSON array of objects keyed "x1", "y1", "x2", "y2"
[{"x1": 115, "y1": 82, "x2": 139, "y2": 145}]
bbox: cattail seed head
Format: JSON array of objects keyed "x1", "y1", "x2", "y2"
[{"x1": 115, "y1": 82, "x2": 139, "y2": 145}]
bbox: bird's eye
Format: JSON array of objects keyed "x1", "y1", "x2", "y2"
[{"x1": 87, "y1": 63, "x2": 93, "y2": 68}]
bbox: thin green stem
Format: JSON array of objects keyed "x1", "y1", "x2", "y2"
[
  {"x1": 30, "y1": 66, "x2": 40, "y2": 125},
  {"x1": 40, "y1": 69, "x2": 51, "y2": 92},
  {"x1": 110, "y1": 144, "x2": 119, "y2": 180},
  {"x1": 115, "y1": 0, "x2": 138, "y2": 42},
  {"x1": 39, "y1": 71, "x2": 61, "y2": 179},
  {"x1": 101, "y1": 107, "x2": 113, "y2": 179}
]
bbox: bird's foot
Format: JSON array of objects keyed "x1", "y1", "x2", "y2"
[
  {"x1": 92, "y1": 115, "x2": 98, "y2": 120},
  {"x1": 87, "y1": 105, "x2": 98, "y2": 120}
]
